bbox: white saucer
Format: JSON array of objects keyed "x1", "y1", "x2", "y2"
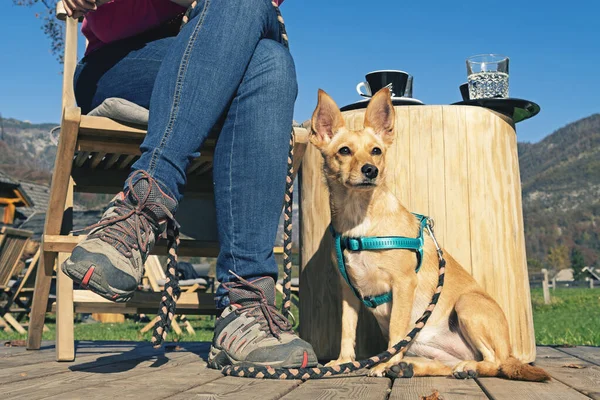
[{"x1": 356, "y1": 96, "x2": 424, "y2": 105}]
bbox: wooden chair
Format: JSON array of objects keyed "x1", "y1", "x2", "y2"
[
  {"x1": 0, "y1": 227, "x2": 33, "y2": 333},
  {"x1": 26, "y1": 5, "x2": 308, "y2": 361}
]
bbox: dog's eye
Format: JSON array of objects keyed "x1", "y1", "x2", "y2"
[
  {"x1": 338, "y1": 146, "x2": 351, "y2": 155},
  {"x1": 371, "y1": 147, "x2": 382, "y2": 155}
]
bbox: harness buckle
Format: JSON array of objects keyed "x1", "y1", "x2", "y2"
[{"x1": 345, "y1": 238, "x2": 362, "y2": 251}]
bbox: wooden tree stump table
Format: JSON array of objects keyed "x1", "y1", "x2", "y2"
[{"x1": 299, "y1": 105, "x2": 536, "y2": 363}]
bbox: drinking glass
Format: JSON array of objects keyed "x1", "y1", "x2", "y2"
[{"x1": 466, "y1": 54, "x2": 509, "y2": 99}]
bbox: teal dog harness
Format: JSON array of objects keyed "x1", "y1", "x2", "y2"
[{"x1": 331, "y1": 214, "x2": 429, "y2": 308}]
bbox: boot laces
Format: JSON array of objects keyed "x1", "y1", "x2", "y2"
[
  {"x1": 224, "y1": 277, "x2": 292, "y2": 340},
  {"x1": 74, "y1": 173, "x2": 176, "y2": 259}
]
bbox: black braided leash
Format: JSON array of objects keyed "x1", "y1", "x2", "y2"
[
  {"x1": 152, "y1": 1, "x2": 448, "y2": 380},
  {"x1": 151, "y1": 221, "x2": 182, "y2": 347}
]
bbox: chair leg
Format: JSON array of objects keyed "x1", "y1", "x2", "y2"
[
  {"x1": 171, "y1": 316, "x2": 183, "y2": 335},
  {"x1": 56, "y1": 179, "x2": 75, "y2": 362},
  {"x1": 27, "y1": 108, "x2": 81, "y2": 351},
  {"x1": 140, "y1": 316, "x2": 160, "y2": 334},
  {"x1": 0, "y1": 316, "x2": 14, "y2": 333},
  {"x1": 3, "y1": 314, "x2": 27, "y2": 334},
  {"x1": 56, "y1": 252, "x2": 74, "y2": 361},
  {"x1": 26, "y1": 250, "x2": 57, "y2": 349},
  {"x1": 180, "y1": 315, "x2": 195, "y2": 335}
]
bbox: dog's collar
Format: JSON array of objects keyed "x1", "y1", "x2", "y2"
[{"x1": 330, "y1": 213, "x2": 429, "y2": 308}]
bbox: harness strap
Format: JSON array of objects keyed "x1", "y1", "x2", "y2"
[{"x1": 332, "y1": 214, "x2": 429, "y2": 308}]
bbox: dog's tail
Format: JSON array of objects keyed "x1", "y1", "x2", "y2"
[{"x1": 498, "y1": 357, "x2": 551, "y2": 382}]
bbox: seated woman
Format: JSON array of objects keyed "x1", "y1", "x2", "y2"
[{"x1": 61, "y1": 0, "x2": 317, "y2": 369}]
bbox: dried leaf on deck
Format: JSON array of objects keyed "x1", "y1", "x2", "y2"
[
  {"x1": 420, "y1": 390, "x2": 442, "y2": 400},
  {"x1": 4, "y1": 340, "x2": 27, "y2": 347},
  {"x1": 562, "y1": 363, "x2": 586, "y2": 369}
]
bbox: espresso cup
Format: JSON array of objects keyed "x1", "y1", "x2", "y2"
[{"x1": 356, "y1": 70, "x2": 410, "y2": 98}]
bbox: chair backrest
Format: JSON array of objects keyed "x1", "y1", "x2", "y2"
[{"x1": 0, "y1": 227, "x2": 33, "y2": 288}]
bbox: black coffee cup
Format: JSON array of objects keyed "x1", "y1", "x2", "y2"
[
  {"x1": 460, "y1": 83, "x2": 470, "y2": 101},
  {"x1": 356, "y1": 70, "x2": 410, "y2": 98}
]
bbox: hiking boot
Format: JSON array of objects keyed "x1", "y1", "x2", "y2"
[
  {"x1": 208, "y1": 277, "x2": 318, "y2": 369},
  {"x1": 61, "y1": 171, "x2": 177, "y2": 302}
]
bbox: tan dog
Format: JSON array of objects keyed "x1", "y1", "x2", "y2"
[{"x1": 310, "y1": 88, "x2": 550, "y2": 381}]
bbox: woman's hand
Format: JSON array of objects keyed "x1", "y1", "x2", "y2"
[{"x1": 62, "y1": 0, "x2": 97, "y2": 19}]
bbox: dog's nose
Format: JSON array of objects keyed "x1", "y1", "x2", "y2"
[{"x1": 361, "y1": 164, "x2": 379, "y2": 179}]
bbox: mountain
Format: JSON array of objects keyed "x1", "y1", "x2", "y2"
[
  {"x1": 0, "y1": 118, "x2": 57, "y2": 183},
  {"x1": 518, "y1": 114, "x2": 600, "y2": 268},
  {"x1": 1, "y1": 114, "x2": 598, "y2": 268}
]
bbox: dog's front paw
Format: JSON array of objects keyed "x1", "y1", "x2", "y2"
[
  {"x1": 368, "y1": 362, "x2": 391, "y2": 377},
  {"x1": 386, "y1": 362, "x2": 414, "y2": 379},
  {"x1": 452, "y1": 361, "x2": 478, "y2": 379},
  {"x1": 325, "y1": 357, "x2": 354, "y2": 367}
]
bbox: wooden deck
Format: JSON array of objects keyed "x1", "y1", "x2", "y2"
[{"x1": 1, "y1": 341, "x2": 599, "y2": 399}]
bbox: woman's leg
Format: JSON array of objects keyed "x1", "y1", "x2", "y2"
[
  {"x1": 212, "y1": 38, "x2": 297, "y2": 308},
  {"x1": 208, "y1": 39, "x2": 318, "y2": 369},
  {"x1": 132, "y1": 0, "x2": 282, "y2": 201},
  {"x1": 74, "y1": 26, "x2": 178, "y2": 114}
]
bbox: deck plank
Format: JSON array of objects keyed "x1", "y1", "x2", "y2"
[
  {"x1": 280, "y1": 376, "x2": 390, "y2": 400},
  {"x1": 0, "y1": 341, "x2": 151, "y2": 368},
  {"x1": 0, "y1": 341, "x2": 55, "y2": 358},
  {"x1": 390, "y1": 376, "x2": 488, "y2": 399},
  {"x1": 556, "y1": 347, "x2": 600, "y2": 367},
  {"x1": 171, "y1": 376, "x2": 301, "y2": 400},
  {"x1": 5, "y1": 351, "x2": 199, "y2": 399},
  {"x1": 0, "y1": 342, "x2": 207, "y2": 385},
  {"x1": 2, "y1": 342, "x2": 599, "y2": 399},
  {"x1": 476, "y1": 376, "x2": 590, "y2": 400},
  {"x1": 42, "y1": 360, "x2": 224, "y2": 400},
  {"x1": 534, "y1": 346, "x2": 600, "y2": 399}
]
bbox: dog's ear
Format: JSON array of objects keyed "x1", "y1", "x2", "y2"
[
  {"x1": 311, "y1": 89, "x2": 344, "y2": 148},
  {"x1": 364, "y1": 88, "x2": 395, "y2": 145}
]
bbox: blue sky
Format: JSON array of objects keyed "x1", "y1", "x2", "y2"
[{"x1": 1, "y1": 0, "x2": 598, "y2": 143}]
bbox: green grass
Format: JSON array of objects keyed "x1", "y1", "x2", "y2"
[
  {"x1": 531, "y1": 287, "x2": 600, "y2": 346},
  {"x1": 2, "y1": 288, "x2": 598, "y2": 346}
]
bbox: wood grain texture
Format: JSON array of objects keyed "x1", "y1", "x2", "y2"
[
  {"x1": 535, "y1": 346, "x2": 600, "y2": 399},
  {"x1": 0, "y1": 342, "x2": 168, "y2": 385},
  {"x1": 171, "y1": 376, "x2": 300, "y2": 400},
  {"x1": 299, "y1": 105, "x2": 535, "y2": 362},
  {"x1": 43, "y1": 360, "x2": 223, "y2": 400},
  {"x1": 0, "y1": 342, "x2": 149, "y2": 368},
  {"x1": 3, "y1": 344, "x2": 599, "y2": 400},
  {"x1": 280, "y1": 376, "x2": 390, "y2": 400},
  {"x1": 476, "y1": 377, "x2": 590, "y2": 400},
  {"x1": 390, "y1": 376, "x2": 487, "y2": 400},
  {"x1": 557, "y1": 346, "x2": 600, "y2": 367},
  {"x1": 3, "y1": 350, "x2": 199, "y2": 399}
]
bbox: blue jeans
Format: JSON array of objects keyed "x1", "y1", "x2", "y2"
[{"x1": 74, "y1": 0, "x2": 297, "y2": 308}]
